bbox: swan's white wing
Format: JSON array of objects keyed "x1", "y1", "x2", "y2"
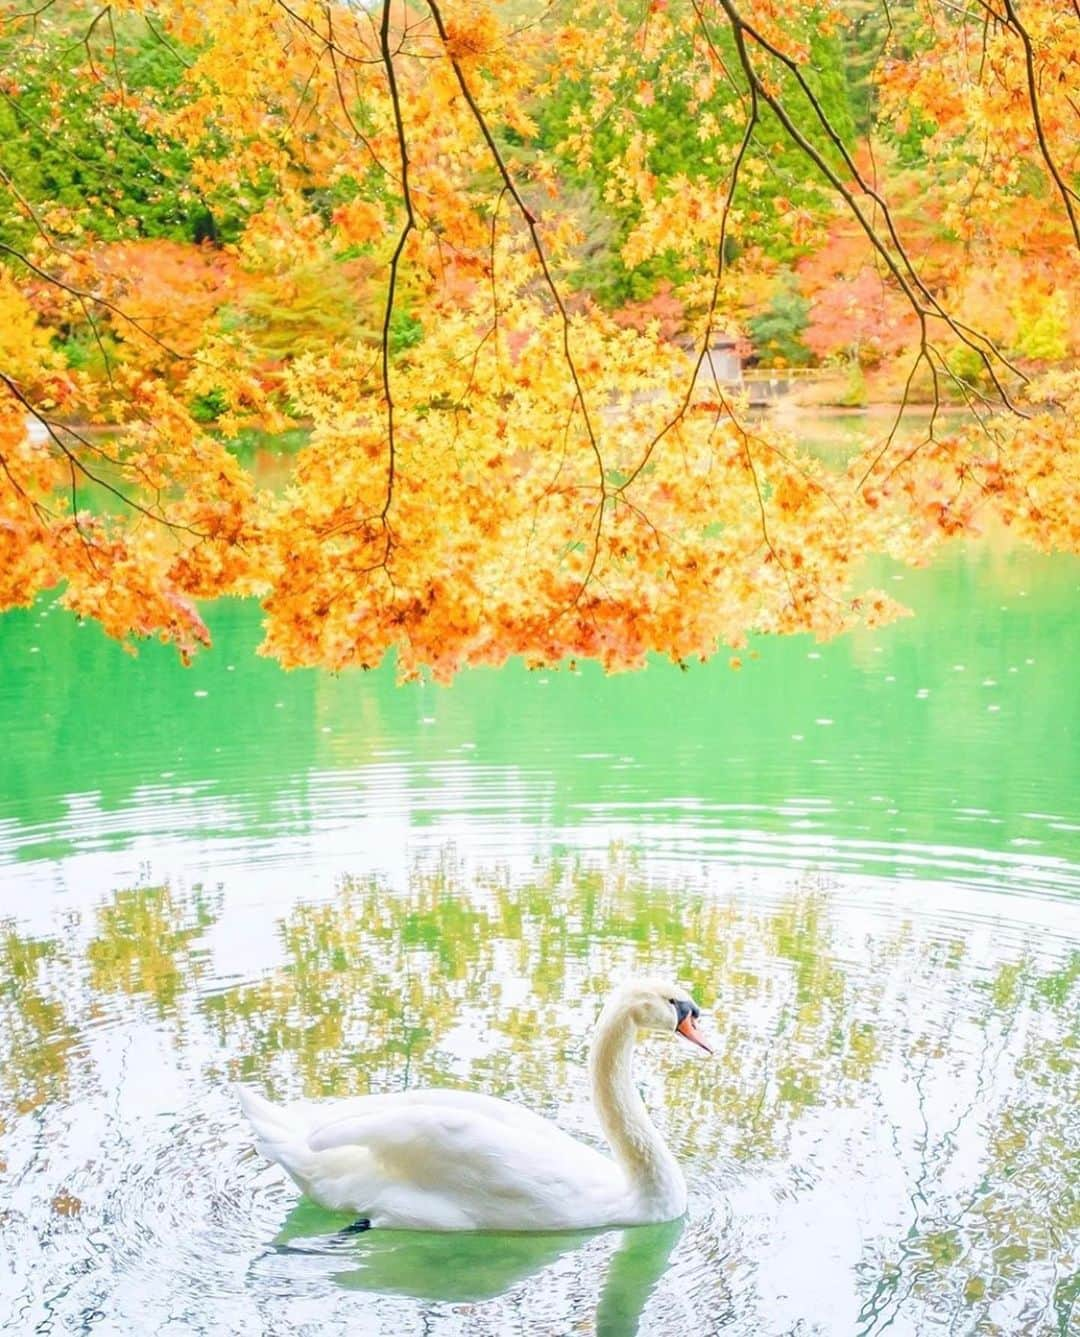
[
  {"x1": 306, "y1": 1100, "x2": 624, "y2": 1231},
  {"x1": 299, "y1": 1086, "x2": 569, "y2": 1142}
]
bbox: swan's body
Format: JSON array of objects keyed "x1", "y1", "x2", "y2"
[{"x1": 237, "y1": 978, "x2": 710, "y2": 1232}]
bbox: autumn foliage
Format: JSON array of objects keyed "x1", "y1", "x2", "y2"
[{"x1": 0, "y1": 0, "x2": 1077, "y2": 678}]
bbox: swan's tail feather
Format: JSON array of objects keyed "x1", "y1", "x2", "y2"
[
  {"x1": 235, "y1": 1084, "x2": 376, "y2": 1214},
  {"x1": 235, "y1": 1083, "x2": 300, "y2": 1145}
]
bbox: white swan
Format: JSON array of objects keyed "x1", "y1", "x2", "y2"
[{"x1": 237, "y1": 977, "x2": 711, "y2": 1232}]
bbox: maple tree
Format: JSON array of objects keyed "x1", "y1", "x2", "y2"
[{"x1": 0, "y1": 0, "x2": 1077, "y2": 678}]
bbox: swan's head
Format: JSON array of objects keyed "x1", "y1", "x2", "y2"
[{"x1": 610, "y1": 977, "x2": 713, "y2": 1054}]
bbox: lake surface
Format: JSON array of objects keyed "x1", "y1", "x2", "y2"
[{"x1": 1, "y1": 538, "x2": 1078, "y2": 1335}]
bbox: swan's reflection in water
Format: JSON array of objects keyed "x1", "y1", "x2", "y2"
[
  {"x1": 269, "y1": 1199, "x2": 684, "y2": 1331},
  {"x1": 592, "y1": 1219, "x2": 686, "y2": 1337}
]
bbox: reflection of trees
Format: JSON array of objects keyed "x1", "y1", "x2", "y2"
[
  {"x1": 87, "y1": 884, "x2": 220, "y2": 1015},
  {"x1": 201, "y1": 856, "x2": 903, "y2": 1170},
  {"x1": 1, "y1": 884, "x2": 221, "y2": 1121},
  {"x1": 854, "y1": 949, "x2": 1080, "y2": 1334},
  {"x1": 0, "y1": 926, "x2": 78, "y2": 1117},
  {"x1": 204, "y1": 859, "x2": 516, "y2": 1097}
]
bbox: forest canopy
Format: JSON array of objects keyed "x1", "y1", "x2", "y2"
[{"x1": 0, "y1": 0, "x2": 1077, "y2": 678}]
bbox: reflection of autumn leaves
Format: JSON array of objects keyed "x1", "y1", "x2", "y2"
[
  {"x1": 87, "y1": 884, "x2": 220, "y2": 1013},
  {"x1": 0, "y1": 929, "x2": 79, "y2": 1116},
  {"x1": 206, "y1": 855, "x2": 777, "y2": 1119},
  {"x1": 1, "y1": 883, "x2": 221, "y2": 1119},
  {"x1": 855, "y1": 950, "x2": 1080, "y2": 1327},
  {"x1": 204, "y1": 866, "x2": 520, "y2": 1097},
  {"x1": 194, "y1": 858, "x2": 922, "y2": 1166}
]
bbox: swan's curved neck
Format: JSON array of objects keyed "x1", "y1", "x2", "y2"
[{"x1": 589, "y1": 1001, "x2": 686, "y2": 1211}]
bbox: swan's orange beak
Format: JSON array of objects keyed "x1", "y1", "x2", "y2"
[{"x1": 676, "y1": 1014, "x2": 713, "y2": 1054}]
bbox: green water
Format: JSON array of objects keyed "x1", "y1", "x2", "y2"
[{"x1": 1, "y1": 540, "x2": 1078, "y2": 1334}]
